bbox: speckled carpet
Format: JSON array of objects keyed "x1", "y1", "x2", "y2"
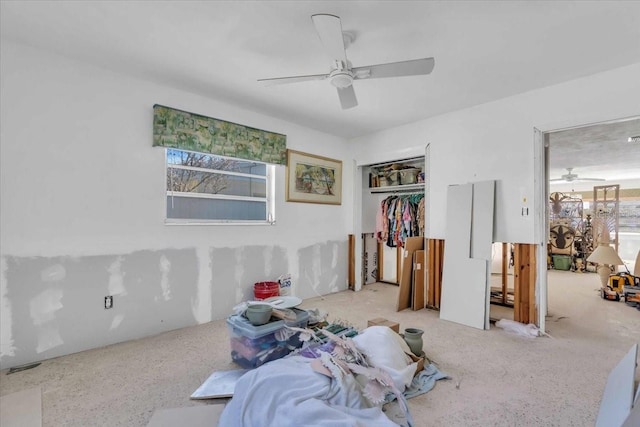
[{"x1": 1, "y1": 270, "x2": 639, "y2": 426}]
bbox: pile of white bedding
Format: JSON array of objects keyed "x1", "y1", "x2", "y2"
[
  {"x1": 218, "y1": 326, "x2": 444, "y2": 427},
  {"x1": 218, "y1": 355, "x2": 398, "y2": 426}
]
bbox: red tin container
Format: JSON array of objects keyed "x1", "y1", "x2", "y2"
[{"x1": 253, "y1": 281, "x2": 280, "y2": 300}]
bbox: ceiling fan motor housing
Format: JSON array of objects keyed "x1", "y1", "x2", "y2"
[{"x1": 329, "y1": 69, "x2": 354, "y2": 88}]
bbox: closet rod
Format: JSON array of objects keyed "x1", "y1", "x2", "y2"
[
  {"x1": 370, "y1": 188, "x2": 425, "y2": 194},
  {"x1": 378, "y1": 191, "x2": 424, "y2": 196}
]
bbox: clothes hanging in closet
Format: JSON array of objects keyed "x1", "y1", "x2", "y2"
[{"x1": 376, "y1": 193, "x2": 424, "y2": 248}]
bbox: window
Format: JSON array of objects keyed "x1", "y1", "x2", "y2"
[{"x1": 166, "y1": 148, "x2": 275, "y2": 224}]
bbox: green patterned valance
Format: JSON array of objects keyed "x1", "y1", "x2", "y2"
[{"x1": 153, "y1": 104, "x2": 287, "y2": 165}]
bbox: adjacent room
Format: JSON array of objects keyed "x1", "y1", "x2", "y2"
[{"x1": 1, "y1": 1, "x2": 639, "y2": 426}]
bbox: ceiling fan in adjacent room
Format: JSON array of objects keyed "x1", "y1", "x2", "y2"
[
  {"x1": 550, "y1": 167, "x2": 606, "y2": 183},
  {"x1": 257, "y1": 14, "x2": 435, "y2": 109}
]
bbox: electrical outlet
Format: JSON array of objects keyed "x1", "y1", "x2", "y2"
[{"x1": 104, "y1": 295, "x2": 113, "y2": 309}]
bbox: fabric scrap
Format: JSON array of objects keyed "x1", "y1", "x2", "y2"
[{"x1": 404, "y1": 363, "x2": 450, "y2": 399}]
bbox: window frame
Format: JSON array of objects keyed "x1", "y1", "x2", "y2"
[{"x1": 164, "y1": 148, "x2": 276, "y2": 226}]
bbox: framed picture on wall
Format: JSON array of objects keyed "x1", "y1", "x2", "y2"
[{"x1": 286, "y1": 149, "x2": 342, "y2": 205}]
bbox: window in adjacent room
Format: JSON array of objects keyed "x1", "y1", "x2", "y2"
[{"x1": 165, "y1": 148, "x2": 275, "y2": 224}]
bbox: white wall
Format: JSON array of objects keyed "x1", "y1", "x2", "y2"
[
  {"x1": 0, "y1": 40, "x2": 352, "y2": 368},
  {"x1": 350, "y1": 63, "x2": 640, "y2": 245},
  {"x1": 3, "y1": 37, "x2": 639, "y2": 368}
]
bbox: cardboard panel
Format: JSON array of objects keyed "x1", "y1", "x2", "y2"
[
  {"x1": 191, "y1": 369, "x2": 249, "y2": 399},
  {"x1": 147, "y1": 405, "x2": 226, "y2": 427},
  {"x1": 622, "y1": 402, "x2": 640, "y2": 427},
  {"x1": 396, "y1": 237, "x2": 424, "y2": 311},
  {"x1": 470, "y1": 181, "x2": 495, "y2": 330},
  {"x1": 367, "y1": 318, "x2": 400, "y2": 333},
  {"x1": 441, "y1": 257, "x2": 487, "y2": 329},
  {"x1": 596, "y1": 344, "x2": 638, "y2": 427},
  {"x1": 440, "y1": 182, "x2": 495, "y2": 330},
  {"x1": 412, "y1": 250, "x2": 425, "y2": 310},
  {"x1": 0, "y1": 387, "x2": 41, "y2": 427},
  {"x1": 440, "y1": 184, "x2": 474, "y2": 324},
  {"x1": 471, "y1": 181, "x2": 495, "y2": 261},
  {"x1": 362, "y1": 233, "x2": 378, "y2": 285}
]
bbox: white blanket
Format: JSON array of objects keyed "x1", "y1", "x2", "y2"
[{"x1": 218, "y1": 355, "x2": 397, "y2": 427}]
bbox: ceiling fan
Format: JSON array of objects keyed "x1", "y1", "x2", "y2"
[
  {"x1": 257, "y1": 14, "x2": 435, "y2": 109},
  {"x1": 550, "y1": 168, "x2": 606, "y2": 183}
]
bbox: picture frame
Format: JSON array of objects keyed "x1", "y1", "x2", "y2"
[{"x1": 286, "y1": 149, "x2": 342, "y2": 205}]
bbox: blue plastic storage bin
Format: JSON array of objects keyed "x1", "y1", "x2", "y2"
[{"x1": 227, "y1": 308, "x2": 309, "y2": 369}]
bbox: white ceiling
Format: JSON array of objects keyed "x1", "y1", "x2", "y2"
[
  {"x1": 2, "y1": 1, "x2": 640, "y2": 141},
  {"x1": 548, "y1": 118, "x2": 640, "y2": 186},
  {"x1": 2, "y1": 1, "x2": 640, "y2": 186}
]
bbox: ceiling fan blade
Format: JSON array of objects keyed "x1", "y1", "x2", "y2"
[
  {"x1": 258, "y1": 73, "x2": 328, "y2": 86},
  {"x1": 550, "y1": 176, "x2": 606, "y2": 182},
  {"x1": 573, "y1": 177, "x2": 606, "y2": 182},
  {"x1": 311, "y1": 14, "x2": 348, "y2": 63},
  {"x1": 337, "y1": 85, "x2": 357, "y2": 109},
  {"x1": 552, "y1": 168, "x2": 607, "y2": 182},
  {"x1": 353, "y1": 57, "x2": 435, "y2": 80}
]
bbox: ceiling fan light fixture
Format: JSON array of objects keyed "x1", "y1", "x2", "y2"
[{"x1": 329, "y1": 70, "x2": 354, "y2": 88}]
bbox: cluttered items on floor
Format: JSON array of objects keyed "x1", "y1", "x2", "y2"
[
  {"x1": 211, "y1": 298, "x2": 448, "y2": 427},
  {"x1": 599, "y1": 272, "x2": 640, "y2": 305},
  {"x1": 218, "y1": 325, "x2": 448, "y2": 427}
]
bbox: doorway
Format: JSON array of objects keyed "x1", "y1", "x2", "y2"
[{"x1": 543, "y1": 117, "x2": 640, "y2": 326}]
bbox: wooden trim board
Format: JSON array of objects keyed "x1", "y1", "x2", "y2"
[
  {"x1": 348, "y1": 234, "x2": 355, "y2": 290},
  {"x1": 502, "y1": 242, "x2": 508, "y2": 304},
  {"x1": 513, "y1": 243, "x2": 537, "y2": 324},
  {"x1": 376, "y1": 241, "x2": 383, "y2": 281},
  {"x1": 427, "y1": 239, "x2": 445, "y2": 309},
  {"x1": 412, "y1": 249, "x2": 426, "y2": 310},
  {"x1": 396, "y1": 245, "x2": 402, "y2": 284}
]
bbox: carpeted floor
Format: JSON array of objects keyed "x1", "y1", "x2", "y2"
[{"x1": 1, "y1": 269, "x2": 639, "y2": 426}]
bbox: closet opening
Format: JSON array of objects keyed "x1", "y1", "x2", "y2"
[{"x1": 360, "y1": 156, "x2": 426, "y2": 288}]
